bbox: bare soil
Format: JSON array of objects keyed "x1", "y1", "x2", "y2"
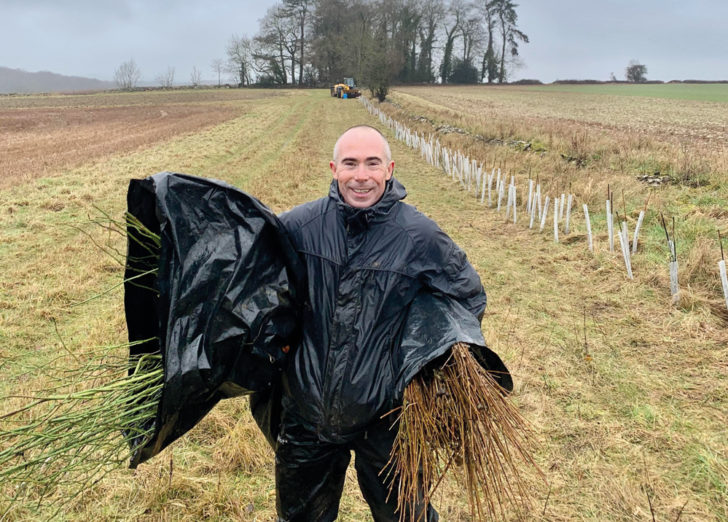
[{"x1": 0, "y1": 89, "x2": 279, "y2": 188}]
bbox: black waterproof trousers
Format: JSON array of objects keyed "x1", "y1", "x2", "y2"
[{"x1": 275, "y1": 417, "x2": 438, "y2": 522}]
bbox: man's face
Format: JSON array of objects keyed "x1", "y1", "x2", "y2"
[{"x1": 330, "y1": 128, "x2": 394, "y2": 209}]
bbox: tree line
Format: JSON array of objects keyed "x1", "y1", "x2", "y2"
[{"x1": 226, "y1": 0, "x2": 528, "y2": 97}]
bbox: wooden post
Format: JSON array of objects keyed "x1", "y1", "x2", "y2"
[{"x1": 607, "y1": 199, "x2": 614, "y2": 253}]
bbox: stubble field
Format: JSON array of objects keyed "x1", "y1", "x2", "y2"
[{"x1": 0, "y1": 84, "x2": 726, "y2": 521}]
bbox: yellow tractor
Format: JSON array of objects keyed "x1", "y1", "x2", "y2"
[{"x1": 330, "y1": 77, "x2": 361, "y2": 99}]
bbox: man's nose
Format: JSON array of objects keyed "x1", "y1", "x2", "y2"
[{"x1": 353, "y1": 164, "x2": 369, "y2": 180}]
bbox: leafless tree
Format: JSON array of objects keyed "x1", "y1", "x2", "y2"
[
  {"x1": 155, "y1": 66, "x2": 175, "y2": 89},
  {"x1": 382, "y1": 0, "x2": 420, "y2": 83},
  {"x1": 241, "y1": 0, "x2": 526, "y2": 88},
  {"x1": 226, "y1": 34, "x2": 254, "y2": 86},
  {"x1": 210, "y1": 59, "x2": 224, "y2": 87},
  {"x1": 480, "y1": 0, "x2": 498, "y2": 83},
  {"x1": 190, "y1": 66, "x2": 202, "y2": 87},
  {"x1": 440, "y1": 0, "x2": 471, "y2": 83},
  {"x1": 114, "y1": 59, "x2": 141, "y2": 90},
  {"x1": 282, "y1": 0, "x2": 312, "y2": 85},
  {"x1": 491, "y1": 0, "x2": 528, "y2": 83},
  {"x1": 417, "y1": 0, "x2": 444, "y2": 83},
  {"x1": 255, "y1": 4, "x2": 299, "y2": 84},
  {"x1": 460, "y1": 14, "x2": 484, "y2": 63}
]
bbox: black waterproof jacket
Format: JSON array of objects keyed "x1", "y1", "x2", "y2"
[{"x1": 278, "y1": 177, "x2": 487, "y2": 441}]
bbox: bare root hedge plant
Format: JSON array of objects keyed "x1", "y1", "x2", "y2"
[{"x1": 385, "y1": 343, "x2": 542, "y2": 521}]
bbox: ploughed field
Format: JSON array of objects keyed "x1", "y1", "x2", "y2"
[
  {"x1": 0, "y1": 89, "x2": 279, "y2": 188},
  {"x1": 0, "y1": 85, "x2": 726, "y2": 520}
]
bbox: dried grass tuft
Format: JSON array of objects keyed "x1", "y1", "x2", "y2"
[
  {"x1": 385, "y1": 343, "x2": 542, "y2": 521},
  {"x1": 682, "y1": 237, "x2": 722, "y2": 290}
]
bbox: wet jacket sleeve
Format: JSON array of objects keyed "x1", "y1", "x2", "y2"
[{"x1": 415, "y1": 225, "x2": 487, "y2": 321}]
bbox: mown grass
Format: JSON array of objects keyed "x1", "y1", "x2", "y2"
[{"x1": 1, "y1": 87, "x2": 727, "y2": 520}]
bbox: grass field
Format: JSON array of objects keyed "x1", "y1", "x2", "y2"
[{"x1": 1, "y1": 86, "x2": 726, "y2": 521}]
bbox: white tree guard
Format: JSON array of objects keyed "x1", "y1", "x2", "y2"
[
  {"x1": 719, "y1": 260, "x2": 728, "y2": 311},
  {"x1": 632, "y1": 210, "x2": 645, "y2": 254},
  {"x1": 618, "y1": 222, "x2": 634, "y2": 279},
  {"x1": 565, "y1": 194, "x2": 573, "y2": 234},
  {"x1": 583, "y1": 204, "x2": 593, "y2": 252},
  {"x1": 670, "y1": 260, "x2": 679, "y2": 303},
  {"x1": 540, "y1": 196, "x2": 550, "y2": 232}
]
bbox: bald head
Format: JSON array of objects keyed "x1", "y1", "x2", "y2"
[
  {"x1": 332, "y1": 125, "x2": 392, "y2": 163},
  {"x1": 329, "y1": 124, "x2": 395, "y2": 208}
]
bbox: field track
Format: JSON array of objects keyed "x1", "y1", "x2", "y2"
[{"x1": 1, "y1": 88, "x2": 726, "y2": 520}]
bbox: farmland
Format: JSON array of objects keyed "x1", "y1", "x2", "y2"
[
  {"x1": 523, "y1": 83, "x2": 728, "y2": 103},
  {"x1": 1, "y1": 85, "x2": 726, "y2": 520},
  {"x1": 0, "y1": 89, "x2": 282, "y2": 188}
]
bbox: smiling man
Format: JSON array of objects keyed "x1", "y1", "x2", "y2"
[
  {"x1": 274, "y1": 125, "x2": 486, "y2": 521},
  {"x1": 330, "y1": 125, "x2": 394, "y2": 208}
]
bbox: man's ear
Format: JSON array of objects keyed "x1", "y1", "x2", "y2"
[
  {"x1": 330, "y1": 160, "x2": 338, "y2": 179},
  {"x1": 386, "y1": 160, "x2": 395, "y2": 180}
]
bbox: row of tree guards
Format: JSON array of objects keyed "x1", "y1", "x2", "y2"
[{"x1": 361, "y1": 97, "x2": 728, "y2": 311}]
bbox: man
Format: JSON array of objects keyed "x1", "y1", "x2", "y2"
[{"x1": 276, "y1": 125, "x2": 486, "y2": 521}]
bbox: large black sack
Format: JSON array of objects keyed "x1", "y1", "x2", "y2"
[{"x1": 124, "y1": 172, "x2": 305, "y2": 467}]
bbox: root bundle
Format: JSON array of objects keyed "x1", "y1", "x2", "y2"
[{"x1": 386, "y1": 342, "x2": 541, "y2": 521}]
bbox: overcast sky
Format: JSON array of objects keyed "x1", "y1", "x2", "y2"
[{"x1": 2, "y1": 0, "x2": 727, "y2": 83}]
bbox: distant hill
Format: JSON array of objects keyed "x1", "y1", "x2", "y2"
[{"x1": 0, "y1": 66, "x2": 115, "y2": 94}]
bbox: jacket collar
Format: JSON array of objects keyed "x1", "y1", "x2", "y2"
[{"x1": 329, "y1": 177, "x2": 407, "y2": 224}]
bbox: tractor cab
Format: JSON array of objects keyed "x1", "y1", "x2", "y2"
[{"x1": 330, "y1": 77, "x2": 362, "y2": 99}]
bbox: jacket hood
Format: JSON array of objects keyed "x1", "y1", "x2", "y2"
[{"x1": 329, "y1": 177, "x2": 407, "y2": 222}]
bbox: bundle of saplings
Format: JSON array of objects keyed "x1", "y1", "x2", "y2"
[{"x1": 389, "y1": 292, "x2": 541, "y2": 520}]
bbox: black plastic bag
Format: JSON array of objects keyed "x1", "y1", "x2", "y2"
[
  {"x1": 394, "y1": 291, "x2": 513, "y2": 400},
  {"x1": 124, "y1": 172, "x2": 305, "y2": 467}
]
